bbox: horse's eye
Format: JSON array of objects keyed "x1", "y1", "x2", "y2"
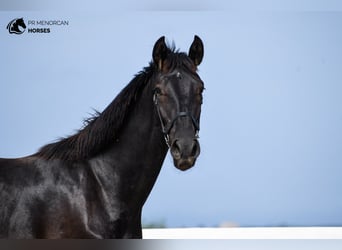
[
  {"x1": 198, "y1": 86, "x2": 205, "y2": 95},
  {"x1": 154, "y1": 87, "x2": 161, "y2": 95},
  {"x1": 154, "y1": 87, "x2": 167, "y2": 98}
]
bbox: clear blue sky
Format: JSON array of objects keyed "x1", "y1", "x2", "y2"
[{"x1": 1, "y1": 1, "x2": 342, "y2": 227}]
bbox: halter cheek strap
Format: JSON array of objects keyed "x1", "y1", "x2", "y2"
[{"x1": 153, "y1": 93, "x2": 200, "y2": 147}]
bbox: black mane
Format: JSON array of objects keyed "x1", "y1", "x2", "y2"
[
  {"x1": 36, "y1": 64, "x2": 154, "y2": 161},
  {"x1": 163, "y1": 46, "x2": 196, "y2": 73},
  {"x1": 36, "y1": 49, "x2": 196, "y2": 161}
]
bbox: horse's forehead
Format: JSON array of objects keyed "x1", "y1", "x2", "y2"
[
  {"x1": 162, "y1": 72, "x2": 199, "y2": 96},
  {"x1": 165, "y1": 67, "x2": 197, "y2": 79}
]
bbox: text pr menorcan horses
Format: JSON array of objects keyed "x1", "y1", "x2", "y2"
[{"x1": 0, "y1": 36, "x2": 204, "y2": 238}]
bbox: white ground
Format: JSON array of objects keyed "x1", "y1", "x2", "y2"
[{"x1": 143, "y1": 227, "x2": 342, "y2": 239}]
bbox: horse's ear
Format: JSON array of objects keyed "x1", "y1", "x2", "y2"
[
  {"x1": 153, "y1": 36, "x2": 168, "y2": 70},
  {"x1": 188, "y1": 35, "x2": 204, "y2": 66}
]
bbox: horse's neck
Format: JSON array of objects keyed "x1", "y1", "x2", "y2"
[{"x1": 90, "y1": 84, "x2": 168, "y2": 208}]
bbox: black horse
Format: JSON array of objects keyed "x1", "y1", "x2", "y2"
[
  {"x1": 0, "y1": 36, "x2": 204, "y2": 238},
  {"x1": 7, "y1": 18, "x2": 26, "y2": 34}
]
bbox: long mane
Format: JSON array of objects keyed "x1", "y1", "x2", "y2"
[{"x1": 36, "y1": 64, "x2": 155, "y2": 161}]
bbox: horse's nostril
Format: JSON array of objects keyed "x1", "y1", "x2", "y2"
[
  {"x1": 191, "y1": 142, "x2": 198, "y2": 157},
  {"x1": 171, "y1": 140, "x2": 181, "y2": 160},
  {"x1": 191, "y1": 140, "x2": 200, "y2": 158}
]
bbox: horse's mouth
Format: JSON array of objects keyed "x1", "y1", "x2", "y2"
[
  {"x1": 170, "y1": 138, "x2": 200, "y2": 171},
  {"x1": 173, "y1": 157, "x2": 197, "y2": 171}
]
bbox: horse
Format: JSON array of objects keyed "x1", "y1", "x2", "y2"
[
  {"x1": 0, "y1": 35, "x2": 204, "y2": 238},
  {"x1": 7, "y1": 18, "x2": 26, "y2": 34}
]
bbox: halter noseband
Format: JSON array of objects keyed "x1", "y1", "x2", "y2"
[{"x1": 153, "y1": 92, "x2": 200, "y2": 147}]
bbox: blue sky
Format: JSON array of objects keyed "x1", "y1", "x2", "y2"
[{"x1": 1, "y1": 1, "x2": 342, "y2": 227}]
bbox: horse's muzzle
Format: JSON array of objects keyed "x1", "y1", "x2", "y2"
[{"x1": 170, "y1": 138, "x2": 200, "y2": 171}]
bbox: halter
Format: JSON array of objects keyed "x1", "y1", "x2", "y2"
[{"x1": 153, "y1": 92, "x2": 200, "y2": 147}]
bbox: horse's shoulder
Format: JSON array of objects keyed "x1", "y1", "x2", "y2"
[{"x1": 0, "y1": 156, "x2": 42, "y2": 184}]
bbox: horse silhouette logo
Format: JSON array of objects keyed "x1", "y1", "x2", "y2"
[{"x1": 7, "y1": 18, "x2": 26, "y2": 34}]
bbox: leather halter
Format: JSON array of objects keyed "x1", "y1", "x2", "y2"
[{"x1": 153, "y1": 92, "x2": 200, "y2": 147}]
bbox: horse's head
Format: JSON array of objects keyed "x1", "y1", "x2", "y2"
[
  {"x1": 7, "y1": 18, "x2": 26, "y2": 34},
  {"x1": 152, "y1": 36, "x2": 204, "y2": 171},
  {"x1": 17, "y1": 18, "x2": 26, "y2": 29}
]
